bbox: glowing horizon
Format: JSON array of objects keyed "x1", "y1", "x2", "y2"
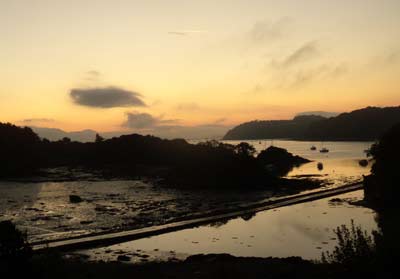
[{"x1": 1, "y1": 0, "x2": 399, "y2": 135}]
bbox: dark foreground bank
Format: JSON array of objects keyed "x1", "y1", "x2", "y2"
[
  {"x1": 1, "y1": 122, "x2": 313, "y2": 190},
  {"x1": 2, "y1": 249, "x2": 392, "y2": 279}
]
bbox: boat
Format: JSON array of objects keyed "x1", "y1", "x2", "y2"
[
  {"x1": 310, "y1": 146, "x2": 317, "y2": 151},
  {"x1": 320, "y1": 147, "x2": 329, "y2": 153}
]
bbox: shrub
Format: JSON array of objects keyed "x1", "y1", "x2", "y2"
[
  {"x1": 0, "y1": 220, "x2": 32, "y2": 262},
  {"x1": 321, "y1": 220, "x2": 379, "y2": 265}
]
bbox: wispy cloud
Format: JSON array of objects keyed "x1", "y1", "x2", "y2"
[
  {"x1": 175, "y1": 102, "x2": 200, "y2": 111},
  {"x1": 372, "y1": 49, "x2": 400, "y2": 68},
  {"x1": 21, "y1": 118, "x2": 55, "y2": 124},
  {"x1": 247, "y1": 18, "x2": 291, "y2": 45},
  {"x1": 276, "y1": 63, "x2": 348, "y2": 90},
  {"x1": 282, "y1": 41, "x2": 319, "y2": 67},
  {"x1": 270, "y1": 41, "x2": 319, "y2": 69},
  {"x1": 168, "y1": 30, "x2": 207, "y2": 36},
  {"x1": 85, "y1": 70, "x2": 101, "y2": 81}
]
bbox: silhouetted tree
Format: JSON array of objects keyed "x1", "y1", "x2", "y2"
[
  {"x1": 95, "y1": 133, "x2": 105, "y2": 143},
  {"x1": 234, "y1": 142, "x2": 256, "y2": 157},
  {"x1": 61, "y1": 137, "x2": 71, "y2": 143}
]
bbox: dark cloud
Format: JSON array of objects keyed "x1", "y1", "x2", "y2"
[{"x1": 70, "y1": 87, "x2": 146, "y2": 108}]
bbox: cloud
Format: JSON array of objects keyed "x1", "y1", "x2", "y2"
[
  {"x1": 70, "y1": 87, "x2": 146, "y2": 108},
  {"x1": 123, "y1": 112, "x2": 158, "y2": 129},
  {"x1": 270, "y1": 41, "x2": 319, "y2": 69},
  {"x1": 248, "y1": 18, "x2": 291, "y2": 44},
  {"x1": 87, "y1": 70, "x2": 100, "y2": 77},
  {"x1": 168, "y1": 30, "x2": 207, "y2": 36},
  {"x1": 175, "y1": 102, "x2": 200, "y2": 111},
  {"x1": 282, "y1": 41, "x2": 319, "y2": 67},
  {"x1": 21, "y1": 118, "x2": 55, "y2": 124},
  {"x1": 123, "y1": 112, "x2": 179, "y2": 129},
  {"x1": 278, "y1": 63, "x2": 348, "y2": 89},
  {"x1": 260, "y1": 41, "x2": 347, "y2": 91},
  {"x1": 122, "y1": 112, "x2": 228, "y2": 139},
  {"x1": 85, "y1": 70, "x2": 101, "y2": 81},
  {"x1": 372, "y1": 49, "x2": 400, "y2": 68},
  {"x1": 213, "y1": 118, "x2": 227, "y2": 125}
]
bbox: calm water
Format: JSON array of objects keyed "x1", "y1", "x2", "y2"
[
  {"x1": 83, "y1": 190, "x2": 378, "y2": 261},
  {"x1": 199, "y1": 140, "x2": 374, "y2": 187}
]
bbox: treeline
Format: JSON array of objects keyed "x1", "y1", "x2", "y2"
[
  {"x1": 0, "y1": 122, "x2": 311, "y2": 189},
  {"x1": 223, "y1": 106, "x2": 400, "y2": 141}
]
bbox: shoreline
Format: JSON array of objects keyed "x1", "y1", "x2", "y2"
[{"x1": 32, "y1": 182, "x2": 363, "y2": 252}]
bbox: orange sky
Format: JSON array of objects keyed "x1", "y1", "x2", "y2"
[{"x1": 0, "y1": 0, "x2": 399, "y2": 136}]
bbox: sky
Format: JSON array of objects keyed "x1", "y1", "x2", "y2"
[{"x1": 1, "y1": 0, "x2": 400, "y2": 138}]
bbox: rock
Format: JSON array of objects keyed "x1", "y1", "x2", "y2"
[
  {"x1": 359, "y1": 159, "x2": 368, "y2": 167},
  {"x1": 69, "y1": 195, "x2": 83, "y2": 203},
  {"x1": 80, "y1": 220, "x2": 93, "y2": 225},
  {"x1": 257, "y1": 146, "x2": 311, "y2": 176},
  {"x1": 117, "y1": 255, "x2": 131, "y2": 261}
]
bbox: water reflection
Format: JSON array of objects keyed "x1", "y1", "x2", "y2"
[
  {"x1": 220, "y1": 140, "x2": 373, "y2": 186},
  {"x1": 86, "y1": 190, "x2": 377, "y2": 260}
]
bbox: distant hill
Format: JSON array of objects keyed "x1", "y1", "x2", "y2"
[
  {"x1": 29, "y1": 127, "x2": 97, "y2": 142},
  {"x1": 223, "y1": 106, "x2": 400, "y2": 141},
  {"x1": 223, "y1": 115, "x2": 326, "y2": 140},
  {"x1": 296, "y1": 111, "x2": 340, "y2": 118},
  {"x1": 302, "y1": 106, "x2": 400, "y2": 141},
  {"x1": 29, "y1": 126, "x2": 230, "y2": 142},
  {"x1": 29, "y1": 127, "x2": 126, "y2": 142}
]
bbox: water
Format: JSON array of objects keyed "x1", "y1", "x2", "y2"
[
  {"x1": 82, "y1": 190, "x2": 378, "y2": 262},
  {"x1": 1, "y1": 140, "x2": 375, "y2": 252},
  {"x1": 194, "y1": 140, "x2": 374, "y2": 187}
]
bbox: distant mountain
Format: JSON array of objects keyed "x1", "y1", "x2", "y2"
[
  {"x1": 29, "y1": 127, "x2": 98, "y2": 142},
  {"x1": 30, "y1": 125, "x2": 231, "y2": 142},
  {"x1": 29, "y1": 127, "x2": 127, "y2": 142},
  {"x1": 223, "y1": 106, "x2": 400, "y2": 141},
  {"x1": 296, "y1": 111, "x2": 340, "y2": 118},
  {"x1": 223, "y1": 115, "x2": 326, "y2": 140}
]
